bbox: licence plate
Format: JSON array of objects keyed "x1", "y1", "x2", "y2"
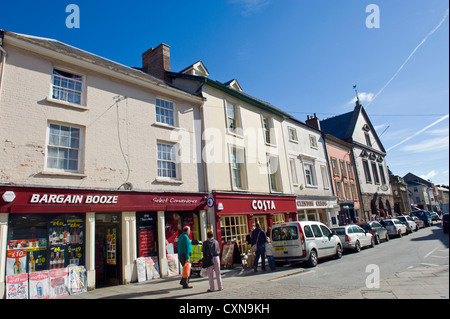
[{"x1": 274, "y1": 247, "x2": 286, "y2": 252}]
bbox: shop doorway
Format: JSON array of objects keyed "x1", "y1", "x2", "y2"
[{"x1": 95, "y1": 213, "x2": 122, "y2": 288}]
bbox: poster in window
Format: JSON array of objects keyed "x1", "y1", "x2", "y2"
[
  {"x1": 136, "y1": 257, "x2": 147, "y2": 283},
  {"x1": 138, "y1": 228, "x2": 154, "y2": 257},
  {"x1": 50, "y1": 268, "x2": 69, "y2": 299},
  {"x1": 29, "y1": 270, "x2": 50, "y2": 299},
  {"x1": 220, "y1": 241, "x2": 236, "y2": 269},
  {"x1": 6, "y1": 274, "x2": 29, "y2": 299},
  {"x1": 68, "y1": 265, "x2": 87, "y2": 295},
  {"x1": 165, "y1": 213, "x2": 182, "y2": 254},
  {"x1": 106, "y1": 232, "x2": 117, "y2": 265},
  {"x1": 145, "y1": 257, "x2": 160, "y2": 280},
  {"x1": 166, "y1": 254, "x2": 179, "y2": 277}
]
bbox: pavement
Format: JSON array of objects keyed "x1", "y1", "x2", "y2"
[{"x1": 63, "y1": 261, "x2": 449, "y2": 300}]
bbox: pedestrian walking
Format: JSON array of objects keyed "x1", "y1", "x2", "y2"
[
  {"x1": 251, "y1": 222, "x2": 267, "y2": 272},
  {"x1": 202, "y1": 231, "x2": 223, "y2": 292},
  {"x1": 177, "y1": 226, "x2": 193, "y2": 289},
  {"x1": 265, "y1": 237, "x2": 275, "y2": 271}
]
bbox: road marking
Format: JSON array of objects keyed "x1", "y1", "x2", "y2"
[
  {"x1": 424, "y1": 247, "x2": 439, "y2": 259},
  {"x1": 270, "y1": 270, "x2": 316, "y2": 282},
  {"x1": 421, "y1": 263, "x2": 440, "y2": 267},
  {"x1": 430, "y1": 255, "x2": 448, "y2": 258}
]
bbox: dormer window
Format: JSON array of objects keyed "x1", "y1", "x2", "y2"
[{"x1": 225, "y1": 79, "x2": 243, "y2": 92}]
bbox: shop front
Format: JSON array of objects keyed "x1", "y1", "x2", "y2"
[
  {"x1": 296, "y1": 197, "x2": 339, "y2": 227},
  {"x1": 212, "y1": 192, "x2": 297, "y2": 254},
  {"x1": 0, "y1": 186, "x2": 207, "y2": 299}
]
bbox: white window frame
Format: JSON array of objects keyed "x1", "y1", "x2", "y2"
[
  {"x1": 362, "y1": 159, "x2": 372, "y2": 184},
  {"x1": 155, "y1": 98, "x2": 177, "y2": 127},
  {"x1": 320, "y1": 165, "x2": 330, "y2": 189},
  {"x1": 267, "y1": 154, "x2": 282, "y2": 192},
  {"x1": 303, "y1": 161, "x2": 318, "y2": 187},
  {"x1": 331, "y1": 157, "x2": 340, "y2": 177},
  {"x1": 339, "y1": 159, "x2": 347, "y2": 178},
  {"x1": 261, "y1": 115, "x2": 276, "y2": 146},
  {"x1": 156, "y1": 141, "x2": 180, "y2": 181},
  {"x1": 45, "y1": 122, "x2": 84, "y2": 174},
  {"x1": 49, "y1": 67, "x2": 86, "y2": 108},
  {"x1": 228, "y1": 145, "x2": 247, "y2": 190},
  {"x1": 347, "y1": 162, "x2": 354, "y2": 179},
  {"x1": 288, "y1": 127, "x2": 298, "y2": 143},
  {"x1": 309, "y1": 134, "x2": 318, "y2": 149},
  {"x1": 371, "y1": 161, "x2": 380, "y2": 184},
  {"x1": 289, "y1": 158, "x2": 299, "y2": 186},
  {"x1": 224, "y1": 100, "x2": 243, "y2": 136}
]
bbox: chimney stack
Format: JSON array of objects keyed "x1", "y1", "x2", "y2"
[
  {"x1": 305, "y1": 113, "x2": 321, "y2": 130},
  {"x1": 142, "y1": 43, "x2": 171, "y2": 82}
]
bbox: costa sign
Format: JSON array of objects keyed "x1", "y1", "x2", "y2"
[{"x1": 251, "y1": 200, "x2": 276, "y2": 211}]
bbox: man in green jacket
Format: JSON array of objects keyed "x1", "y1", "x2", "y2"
[{"x1": 177, "y1": 226, "x2": 193, "y2": 288}]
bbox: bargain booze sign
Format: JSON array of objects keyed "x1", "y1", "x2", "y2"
[{"x1": 0, "y1": 187, "x2": 208, "y2": 213}]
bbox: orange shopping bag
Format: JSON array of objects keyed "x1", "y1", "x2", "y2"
[{"x1": 182, "y1": 261, "x2": 191, "y2": 279}]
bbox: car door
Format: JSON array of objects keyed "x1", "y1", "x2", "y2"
[
  {"x1": 358, "y1": 225, "x2": 371, "y2": 246},
  {"x1": 319, "y1": 224, "x2": 335, "y2": 256},
  {"x1": 310, "y1": 224, "x2": 326, "y2": 257}
]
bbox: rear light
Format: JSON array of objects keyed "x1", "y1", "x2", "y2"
[
  {"x1": 370, "y1": 230, "x2": 374, "y2": 235},
  {"x1": 345, "y1": 235, "x2": 351, "y2": 242},
  {"x1": 298, "y1": 224, "x2": 306, "y2": 256}
]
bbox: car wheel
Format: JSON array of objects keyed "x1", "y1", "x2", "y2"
[
  {"x1": 335, "y1": 244, "x2": 343, "y2": 259},
  {"x1": 307, "y1": 249, "x2": 318, "y2": 267},
  {"x1": 354, "y1": 241, "x2": 361, "y2": 252}
]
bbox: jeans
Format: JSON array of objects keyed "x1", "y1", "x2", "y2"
[
  {"x1": 267, "y1": 255, "x2": 275, "y2": 270},
  {"x1": 254, "y1": 245, "x2": 266, "y2": 270}
]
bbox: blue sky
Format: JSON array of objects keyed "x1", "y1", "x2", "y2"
[{"x1": 1, "y1": 0, "x2": 449, "y2": 185}]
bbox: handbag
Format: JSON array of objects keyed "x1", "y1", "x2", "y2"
[
  {"x1": 182, "y1": 261, "x2": 191, "y2": 279},
  {"x1": 250, "y1": 230, "x2": 261, "y2": 253},
  {"x1": 201, "y1": 241, "x2": 214, "y2": 268}
]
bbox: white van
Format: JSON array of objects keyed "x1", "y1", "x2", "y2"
[{"x1": 271, "y1": 221, "x2": 343, "y2": 267}]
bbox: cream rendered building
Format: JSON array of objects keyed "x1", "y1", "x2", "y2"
[
  {"x1": 165, "y1": 61, "x2": 297, "y2": 253},
  {"x1": 0, "y1": 31, "x2": 207, "y2": 297}
]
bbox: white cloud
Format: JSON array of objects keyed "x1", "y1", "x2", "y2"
[
  {"x1": 228, "y1": 0, "x2": 271, "y2": 15},
  {"x1": 420, "y1": 170, "x2": 437, "y2": 181},
  {"x1": 347, "y1": 92, "x2": 375, "y2": 105},
  {"x1": 399, "y1": 135, "x2": 449, "y2": 153}
]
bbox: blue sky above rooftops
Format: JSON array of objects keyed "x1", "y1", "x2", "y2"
[{"x1": 1, "y1": 0, "x2": 448, "y2": 185}]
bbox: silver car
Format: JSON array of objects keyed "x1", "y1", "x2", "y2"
[
  {"x1": 331, "y1": 225, "x2": 374, "y2": 252},
  {"x1": 272, "y1": 221, "x2": 343, "y2": 268},
  {"x1": 397, "y1": 215, "x2": 417, "y2": 233},
  {"x1": 381, "y1": 219, "x2": 407, "y2": 238}
]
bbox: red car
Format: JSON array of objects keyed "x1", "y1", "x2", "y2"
[{"x1": 411, "y1": 216, "x2": 425, "y2": 229}]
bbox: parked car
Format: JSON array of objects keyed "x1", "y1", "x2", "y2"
[
  {"x1": 397, "y1": 215, "x2": 417, "y2": 233},
  {"x1": 429, "y1": 211, "x2": 440, "y2": 222},
  {"x1": 361, "y1": 221, "x2": 389, "y2": 244},
  {"x1": 271, "y1": 221, "x2": 343, "y2": 267},
  {"x1": 411, "y1": 210, "x2": 433, "y2": 227},
  {"x1": 411, "y1": 216, "x2": 425, "y2": 229},
  {"x1": 380, "y1": 219, "x2": 407, "y2": 238},
  {"x1": 331, "y1": 225, "x2": 374, "y2": 252},
  {"x1": 443, "y1": 213, "x2": 449, "y2": 234}
]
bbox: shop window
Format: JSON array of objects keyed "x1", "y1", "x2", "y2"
[
  {"x1": 272, "y1": 213, "x2": 286, "y2": 225},
  {"x1": 136, "y1": 212, "x2": 158, "y2": 258},
  {"x1": 6, "y1": 214, "x2": 85, "y2": 276},
  {"x1": 165, "y1": 212, "x2": 199, "y2": 254},
  {"x1": 220, "y1": 215, "x2": 248, "y2": 254}
]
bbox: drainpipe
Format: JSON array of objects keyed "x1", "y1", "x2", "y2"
[{"x1": 0, "y1": 42, "x2": 7, "y2": 104}]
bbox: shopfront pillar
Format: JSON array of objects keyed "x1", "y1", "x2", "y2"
[
  {"x1": 0, "y1": 213, "x2": 8, "y2": 299},
  {"x1": 157, "y1": 211, "x2": 168, "y2": 278},
  {"x1": 199, "y1": 210, "x2": 207, "y2": 241},
  {"x1": 85, "y1": 212, "x2": 96, "y2": 291},
  {"x1": 122, "y1": 211, "x2": 136, "y2": 285}
]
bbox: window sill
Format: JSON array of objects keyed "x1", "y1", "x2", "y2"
[
  {"x1": 41, "y1": 171, "x2": 87, "y2": 179},
  {"x1": 46, "y1": 97, "x2": 87, "y2": 111},
  {"x1": 152, "y1": 122, "x2": 178, "y2": 130},
  {"x1": 155, "y1": 178, "x2": 184, "y2": 185}
]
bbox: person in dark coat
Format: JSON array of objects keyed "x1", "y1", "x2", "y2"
[{"x1": 251, "y1": 222, "x2": 267, "y2": 272}]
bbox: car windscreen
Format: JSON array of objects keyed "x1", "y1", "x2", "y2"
[
  {"x1": 383, "y1": 220, "x2": 394, "y2": 226},
  {"x1": 272, "y1": 226, "x2": 299, "y2": 241}
]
